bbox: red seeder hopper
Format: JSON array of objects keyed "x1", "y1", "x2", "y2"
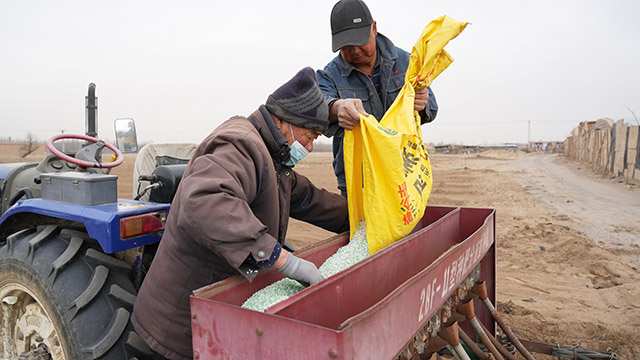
[{"x1": 191, "y1": 206, "x2": 497, "y2": 359}]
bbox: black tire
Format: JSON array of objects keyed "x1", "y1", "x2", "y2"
[{"x1": 0, "y1": 225, "x2": 152, "y2": 360}]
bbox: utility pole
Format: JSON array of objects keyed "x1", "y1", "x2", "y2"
[{"x1": 527, "y1": 120, "x2": 531, "y2": 152}]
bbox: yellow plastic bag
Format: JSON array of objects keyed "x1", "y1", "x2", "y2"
[{"x1": 344, "y1": 15, "x2": 467, "y2": 254}]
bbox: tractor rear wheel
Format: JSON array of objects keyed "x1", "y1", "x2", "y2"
[{"x1": 0, "y1": 225, "x2": 151, "y2": 359}]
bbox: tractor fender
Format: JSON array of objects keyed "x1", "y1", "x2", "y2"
[{"x1": 0, "y1": 198, "x2": 170, "y2": 253}]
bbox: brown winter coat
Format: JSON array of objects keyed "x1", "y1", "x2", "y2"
[{"x1": 131, "y1": 107, "x2": 349, "y2": 359}]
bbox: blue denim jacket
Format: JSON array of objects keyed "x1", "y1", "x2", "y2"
[{"x1": 316, "y1": 33, "x2": 438, "y2": 190}]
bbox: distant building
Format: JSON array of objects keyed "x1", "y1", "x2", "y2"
[
  {"x1": 528, "y1": 141, "x2": 564, "y2": 153},
  {"x1": 433, "y1": 144, "x2": 519, "y2": 154}
]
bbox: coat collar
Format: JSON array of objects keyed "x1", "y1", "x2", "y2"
[{"x1": 247, "y1": 106, "x2": 291, "y2": 166}]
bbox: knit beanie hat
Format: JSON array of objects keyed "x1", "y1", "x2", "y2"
[{"x1": 265, "y1": 67, "x2": 329, "y2": 131}]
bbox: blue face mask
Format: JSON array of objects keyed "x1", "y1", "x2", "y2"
[{"x1": 285, "y1": 125, "x2": 309, "y2": 167}]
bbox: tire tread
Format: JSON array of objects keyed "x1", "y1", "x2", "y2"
[
  {"x1": 49, "y1": 235, "x2": 84, "y2": 284},
  {"x1": 125, "y1": 331, "x2": 152, "y2": 357},
  {"x1": 68, "y1": 265, "x2": 109, "y2": 318},
  {"x1": 6, "y1": 228, "x2": 35, "y2": 256},
  {"x1": 108, "y1": 284, "x2": 136, "y2": 309},
  {"x1": 2, "y1": 226, "x2": 147, "y2": 359},
  {"x1": 85, "y1": 248, "x2": 132, "y2": 273},
  {"x1": 27, "y1": 225, "x2": 58, "y2": 262},
  {"x1": 83, "y1": 307, "x2": 130, "y2": 359}
]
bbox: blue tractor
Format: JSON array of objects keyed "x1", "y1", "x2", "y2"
[{"x1": 0, "y1": 84, "x2": 184, "y2": 359}]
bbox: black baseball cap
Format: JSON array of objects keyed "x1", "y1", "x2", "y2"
[{"x1": 330, "y1": 0, "x2": 374, "y2": 52}]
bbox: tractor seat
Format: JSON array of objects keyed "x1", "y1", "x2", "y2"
[{"x1": 148, "y1": 164, "x2": 187, "y2": 204}]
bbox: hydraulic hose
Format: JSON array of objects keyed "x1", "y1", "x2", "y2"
[
  {"x1": 478, "y1": 318, "x2": 519, "y2": 360},
  {"x1": 458, "y1": 325, "x2": 492, "y2": 360},
  {"x1": 456, "y1": 298, "x2": 505, "y2": 360},
  {"x1": 471, "y1": 281, "x2": 536, "y2": 360},
  {"x1": 8, "y1": 187, "x2": 33, "y2": 207},
  {"x1": 446, "y1": 345, "x2": 463, "y2": 360}
]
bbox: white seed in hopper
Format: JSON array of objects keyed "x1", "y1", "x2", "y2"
[{"x1": 242, "y1": 220, "x2": 369, "y2": 312}]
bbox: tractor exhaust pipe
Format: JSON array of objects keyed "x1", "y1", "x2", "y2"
[{"x1": 85, "y1": 83, "x2": 97, "y2": 138}]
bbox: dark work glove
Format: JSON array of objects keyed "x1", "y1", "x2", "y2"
[{"x1": 278, "y1": 254, "x2": 324, "y2": 287}]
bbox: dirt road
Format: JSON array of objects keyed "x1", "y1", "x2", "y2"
[{"x1": 514, "y1": 154, "x2": 640, "y2": 263}]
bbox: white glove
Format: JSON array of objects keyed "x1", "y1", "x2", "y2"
[{"x1": 278, "y1": 253, "x2": 324, "y2": 287}]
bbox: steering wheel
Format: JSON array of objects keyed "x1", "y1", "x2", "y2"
[{"x1": 46, "y1": 133, "x2": 124, "y2": 169}]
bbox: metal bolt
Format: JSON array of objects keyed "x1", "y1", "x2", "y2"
[
  {"x1": 328, "y1": 348, "x2": 339, "y2": 358},
  {"x1": 192, "y1": 312, "x2": 197, "y2": 320},
  {"x1": 255, "y1": 327, "x2": 263, "y2": 336},
  {"x1": 193, "y1": 351, "x2": 200, "y2": 359}
]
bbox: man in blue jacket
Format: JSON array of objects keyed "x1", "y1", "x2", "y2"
[{"x1": 317, "y1": 0, "x2": 439, "y2": 197}]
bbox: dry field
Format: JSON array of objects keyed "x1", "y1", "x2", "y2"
[{"x1": 2, "y1": 143, "x2": 639, "y2": 358}]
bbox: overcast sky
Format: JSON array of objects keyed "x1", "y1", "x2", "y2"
[{"x1": 1, "y1": 0, "x2": 639, "y2": 146}]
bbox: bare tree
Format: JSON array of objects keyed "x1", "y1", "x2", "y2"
[
  {"x1": 20, "y1": 132, "x2": 38, "y2": 158},
  {"x1": 623, "y1": 104, "x2": 639, "y2": 126}
]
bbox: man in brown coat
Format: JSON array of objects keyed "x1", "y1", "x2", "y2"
[{"x1": 131, "y1": 67, "x2": 349, "y2": 360}]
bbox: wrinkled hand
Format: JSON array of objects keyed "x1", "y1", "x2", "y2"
[
  {"x1": 414, "y1": 88, "x2": 429, "y2": 112},
  {"x1": 277, "y1": 253, "x2": 324, "y2": 287},
  {"x1": 336, "y1": 99, "x2": 369, "y2": 130}
]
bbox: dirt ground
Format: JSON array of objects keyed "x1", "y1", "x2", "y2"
[{"x1": 2, "y1": 145, "x2": 639, "y2": 358}]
